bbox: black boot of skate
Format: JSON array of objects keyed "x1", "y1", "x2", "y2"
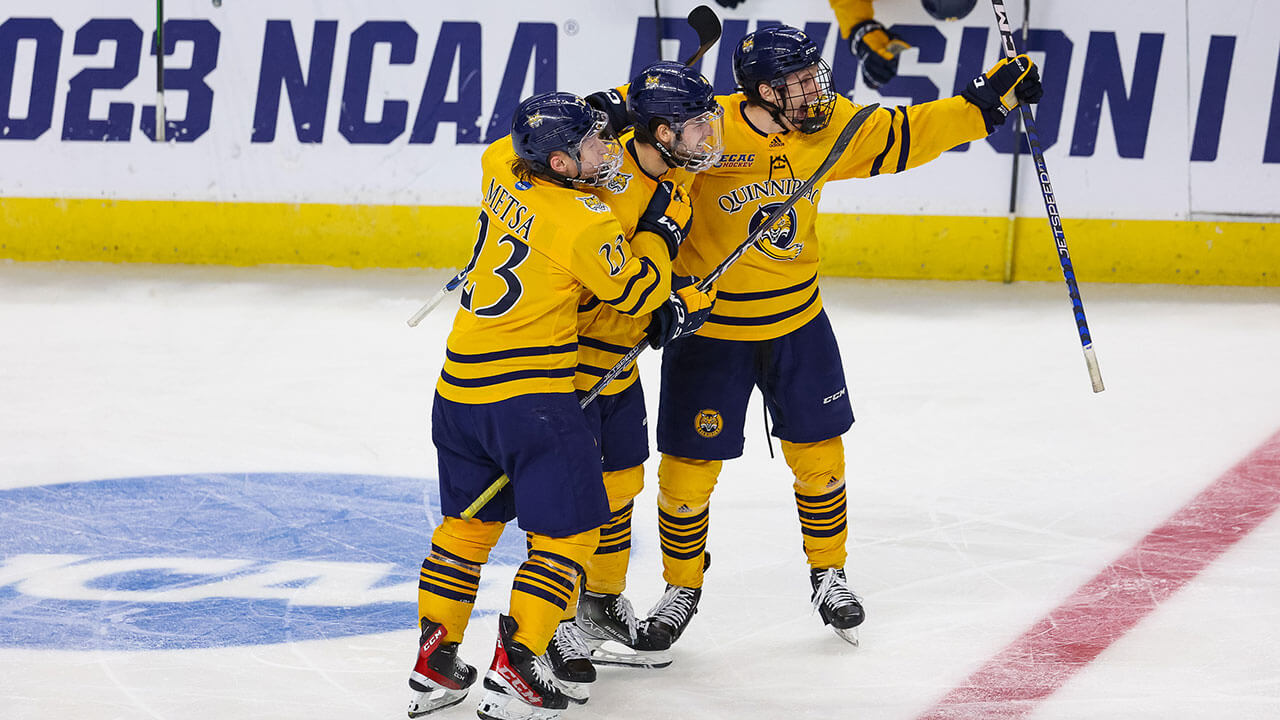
[
  {"x1": 576, "y1": 590, "x2": 673, "y2": 668},
  {"x1": 476, "y1": 615, "x2": 569, "y2": 720},
  {"x1": 545, "y1": 619, "x2": 595, "y2": 704},
  {"x1": 810, "y1": 567, "x2": 864, "y2": 645},
  {"x1": 407, "y1": 619, "x2": 476, "y2": 717},
  {"x1": 642, "y1": 584, "x2": 701, "y2": 650}
]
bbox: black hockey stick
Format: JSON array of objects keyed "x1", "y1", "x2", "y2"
[
  {"x1": 574, "y1": 103, "x2": 879, "y2": 410},
  {"x1": 682, "y1": 5, "x2": 722, "y2": 65},
  {"x1": 989, "y1": 0, "x2": 1104, "y2": 393},
  {"x1": 408, "y1": 7, "x2": 723, "y2": 328}
]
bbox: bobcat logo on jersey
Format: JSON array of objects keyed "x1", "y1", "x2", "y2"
[
  {"x1": 695, "y1": 409, "x2": 723, "y2": 438},
  {"x1": 577, "y1": 195, "x2": 611, "y2": 213},
  {"x1": 749, "y1": 202, "x2": 803, "y2": 261},
  {"x1": 605, "y1": 172, "x2": 632, "y2": 194}
]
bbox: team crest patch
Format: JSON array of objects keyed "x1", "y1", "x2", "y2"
[
  {"x1": 749, "y1": 201, "x2": 803, "y2": 261},
  {"x1": 526, "y1": 112, "x2": 547, "y2": 128},
  {"x1": 605, "y1": 172, "x2": 632, "y2": 194},
  {"x1": 695, "y1": 409, "x2": 723, "y2": 438},
  {"x1": 646, "y1": 74, "x2": 661, "y2": 89},
  {"x1": 577, "y1": 195, "x2": 611, "y2": 213},
  {"x1": 741, "y1": 37, "x2": 754, "y2": 53}
]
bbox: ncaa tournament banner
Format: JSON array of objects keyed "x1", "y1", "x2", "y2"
[{"x1": 1, "y1": 0, "x2": 1277, "y2": 283}]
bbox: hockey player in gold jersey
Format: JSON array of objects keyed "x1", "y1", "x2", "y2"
[
  {"x1": 539, "y1": 61, "x2": 726, "y2": 695},
  {"x1": 640, "y1": 25, "x2": 1043, "y2": 647},
  {"x1": 406, "y1": 92, "x2": 713, "y2": 720}
]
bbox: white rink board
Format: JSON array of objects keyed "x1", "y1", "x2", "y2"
[{"x1": 1, "y1": 0, "x2": 1278, "y2": 219}]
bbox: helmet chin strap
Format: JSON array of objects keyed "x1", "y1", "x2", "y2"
[{"x1": 757, "y1": 86, "x2": 795, "y2": 134}]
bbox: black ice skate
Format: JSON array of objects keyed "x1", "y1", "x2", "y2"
[
  {"x1": 545, "y1": 619, "x2": 595, "y2": 704},
  {"x1": 476, "y1": 615, "x2": 569, "y2": 720},
  {"x1": 810, "y1": 567, "x2": 864, "y2": 646},
  {"x1": 642, "y1": 584, "x2": 702, "y2": 649},
  {"x1": 576, "y1": 590, "x2": 673, "y2": 668},
  {"x1": 407, "y1": 619, "x2": 476, "y2": 718}
]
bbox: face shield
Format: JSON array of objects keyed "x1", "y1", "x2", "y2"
[
  {"x1": 770, "y1": 60, "x2": 836, "y2": 134},
  {"x1": 668, "y1": 105, "x2": 726, "y2": 172},
  {"x1": 568, "y1": 111, "x2": 624, "y2": 187}
]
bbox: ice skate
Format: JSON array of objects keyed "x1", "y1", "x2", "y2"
[
  {"x1": 407, "y1": 619, "x2": 476, "y2": 717},
  {"x1": 642, "y1": 584, "x2": 701, "y2": 649},
  {"x1": 476, "y1": 615, "x2": 569, "y2": 720},
  {"x1": 810, "y1": 567, "x2": 864, "y2": 646},
  {"x1": 576, "y1": 590, "x2": 672, "y2": 668},
  {"x1": 544, "y1": 619, "x2": 595, "y2": 704}
]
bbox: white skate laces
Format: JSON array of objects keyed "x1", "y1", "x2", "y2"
[
  {"x1": 649, "y1": 584, "x2": 698, "y2": 628},
  {"x1": 551, "y1": 621, "x2": 592, "y2": 662},
  {"x1": 811, "y1": 567, "x2": 861, "y2": 616}
]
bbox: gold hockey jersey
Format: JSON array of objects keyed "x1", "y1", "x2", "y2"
[
  {"x1": 675, "y1": 93, "x2": 988, "y2": 341},
  {"x1": 437, "y1": 136, "x2": 672, "y2": 404},
  {"x1": 574, "y1": 135, "x2": 695, "y2": 396}
]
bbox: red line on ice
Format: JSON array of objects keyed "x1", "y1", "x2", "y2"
[{"x1": 918, "y1": 429, "x2": 1280, "y2": 720}]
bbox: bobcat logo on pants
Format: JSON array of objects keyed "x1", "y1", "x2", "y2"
[{"x1": 695, "y1": 409, "x2": 723, "y2": 438}]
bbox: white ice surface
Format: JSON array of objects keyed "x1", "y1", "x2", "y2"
[{"x1": 1, "y1": 262, "x2": 1278, "y2": 719}]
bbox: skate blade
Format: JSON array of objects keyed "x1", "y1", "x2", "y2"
[
  {"x1": 476, "y1": 688, "x2": 564, "y2": 720},
  {"x1": 833, "y1": 625, "x2": 860, "y2": 647},
  {"x1": 548, "y1": 675, "x2": 590, "y2": 705},
  {"x1": 588, "y1": 640, "x2": 673, "y2": 669},
  {"x1": 407, "y1": 686, "x2": 468, "y2": 717}
]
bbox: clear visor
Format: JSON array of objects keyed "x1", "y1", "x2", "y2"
[
  {"x1": 669, "y1": 106, "x2": 726, "y2": 172},
  {"x1": 571, "y1": 112, "x2": 624, "y2": 187}
]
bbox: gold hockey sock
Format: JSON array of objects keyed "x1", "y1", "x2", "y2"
[
  {"x1": 656, "y1": 454, "x2": 721, "y2": 589},
  {"x1": 586, "y1": 465, "x2": 644, "y2": 595},
  {"x1": 783, "y1": 437, "x2": 849, "y2": 569},
  {"x1": 510, "y1": 529, "x2": 599, "y2": 655},
  {"x1": 417, "y1": 516, "x2": 504, "y2": 644}
]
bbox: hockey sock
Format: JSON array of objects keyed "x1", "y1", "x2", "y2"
[
  {"x1": 586, "y1": 465, "x2": 644, "y2": 595},
  {"x1": 656, "y1": 454, "x2": 721, "y2": 588},
  {"x1": 782, "y1": 437, "x2": 849, "y2": 569},
  {"x1": 418, "y1": 517, "x2": 504, "y2": 644},
  {"x1": 511, "y1": 529, "x2": 599, "y2": 655}
]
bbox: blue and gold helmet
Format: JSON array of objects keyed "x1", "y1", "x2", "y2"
[
  {"x1": 627, "y1": 62, "x2": 724, "y2": 171},
  {"x1": 732, "y1": 25, "x2": 835, "y2": 134},
  {"x1": 511, "y1": 92, "x2": 622, "y2": 186}
]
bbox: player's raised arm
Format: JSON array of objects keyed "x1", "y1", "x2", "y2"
[{"x1": 829, "y1": 54, "x2": 1043, "y2": 180}]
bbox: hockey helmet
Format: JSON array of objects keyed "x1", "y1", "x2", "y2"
[
  {"x1": 511, "y1": 91, "x2": 622, "y2": 187},
  {"x1": 922, "y1": 0, "x2": 978, "y2": 21},
  {"x1": 732, "y1": 25, "x2": 835, "y2": 133},
  {"x1": 627, "y1": 61, "x2": 724, "y2": 171}
]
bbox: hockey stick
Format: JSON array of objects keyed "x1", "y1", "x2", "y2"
[
  {"x1": 460, "y1": 103, "x2": 879, "y2": 520},
  {"x1": 989, "y1": 0, "x2": 1104, "y2": 393},
  {"x1": 681, "y1": 5, "x2": 722, "y2": 66},
  {"x1": 1001, "y1": 0, "x2": 1029, "y2": 284},
  {"x1": 406, "y1": 6, "x2": 722, "y2": 329}
]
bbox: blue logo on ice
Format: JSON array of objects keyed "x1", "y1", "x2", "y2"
[{"x1": 0, "y1": 473, "x2": 526, "y2": 650}]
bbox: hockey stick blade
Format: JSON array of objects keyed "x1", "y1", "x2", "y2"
[
  {"x1": 989, "y1": 0, "x2": 1104, "y2": 393},
  {"x1": 681, "y1": 5, "x2": 722, "y2": 66}
]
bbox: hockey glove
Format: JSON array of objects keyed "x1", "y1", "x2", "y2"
[
  {"x1": 960, "y1": 54, "x2": 1044, "y2": 133},
  {"x1": 645, "y1": 276, "x2": 716, "y2": 349},
  {"x1": 638, "y1": 180, "x2": 693, "y2": 260},
  {"x1": 585, "y1": 89, "x2": 631, "y2": 139},
  {"x1": 850, "y1": 20, "x2": 912, "y2": 90}
]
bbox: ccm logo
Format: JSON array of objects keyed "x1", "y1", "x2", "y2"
[{"x1": 823, "y1": 388, "x2": 847, "y2": 405}]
